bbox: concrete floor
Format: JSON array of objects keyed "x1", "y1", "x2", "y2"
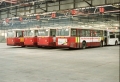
[{"x1": 0, "y1": 43, "x2": 119, "y2": 82}]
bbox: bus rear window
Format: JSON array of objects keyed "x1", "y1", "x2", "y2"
[
  {"x1": 38, "y1": 29, "x2": 48, "y2": 36},
  {"x1": 24, "y1": 30, "x2": 34, "y2": 36},
  {"x1": 56, "y1": 29, "x2": 69, "y2": 36}
]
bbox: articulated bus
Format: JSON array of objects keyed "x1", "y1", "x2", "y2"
[
  {"x1": 24, "y1": 28, "x2": 39, "y2": 46},
  {"x1": 103, "y1": 29, "x2": 120, "y2": 45},
  {"x1": 7, "y1": 29, "x2": 25, "y2": 47},
  {"x1": 37, "y1": 27, "x2": 56, "y2": 47},
  {"x1": 56, "y1": 27, "x2": 105, "y2": 49}
]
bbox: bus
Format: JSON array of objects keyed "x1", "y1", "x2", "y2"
[
  {"x1": 24, "y1": 28, "x2": 39, "y2": 46},
  {"x1": 56, "y1": 27, "x2": 104, "y2": 49},
  {"x1": 103, "y1": 29, "x2": 120, "y2": 45},
  {"x1": 37, "y1": 27, "x2": 56, "y2": 47},
  {"x1": 7, "y1": 29, "x2": 25, "y2": 47}
]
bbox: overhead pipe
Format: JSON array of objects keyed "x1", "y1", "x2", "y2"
[
  {"x1": 4, "y1": 0, "x2": 17, "y2": 4},
  {"x1": 0, "y1": 0, "x2": 45, "y2": 10}
]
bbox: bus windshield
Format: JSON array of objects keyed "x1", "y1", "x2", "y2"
[
  {"x1": 7, "y1": 31, "x2": 15, "y2": 38},
  {"x1": 24, "y1": 30, "x2": 38, "y2": 37},
  {"x1": 38, "y1": 29, "x2": 48, "y2": 36},
  {"x1": 56, "y1": 28, "x2": 69, "y2": 36}
]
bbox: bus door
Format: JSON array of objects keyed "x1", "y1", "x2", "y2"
[
  {"x1": 91, "y1": 30, "x2": 95, "y2": 46},
  {"x1": 71, "y1": 29, "x2": 77, "y2": 48},
  {"x1": 104, "y1": 30, "x2": 108, "y2": 45},
  {"x1": 76, "y1": 29, "x2": 81, "y2": 48},
  {"x1": 90, "y1": 30, "x2": 94, "y2": 47},
  {"x1": 50, "y1": 29, "x2": 56, "y2": 43},
  {"x1": 16, "y1": 31, "x2": 24, "y2": 43}
]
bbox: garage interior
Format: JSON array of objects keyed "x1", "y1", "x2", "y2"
[{"x1": 0, "y1": 0, "x2": 119, "y2": 82}]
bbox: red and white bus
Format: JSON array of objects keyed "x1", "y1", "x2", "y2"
[
  {"x1": 56, "y1": 27, "x2": 104, "y2": 49},
  {"x1": 6, "y1": 29, "x2": 25, "y2": 47},
  {"x1": 37, "y1": 27, "x2": 56, "y2": 47},
  {"x1": 24, "y1": 28, "x2": 39, "y2": 46},
  {"x1": 103, "y1": 29, "x2": 120, "y2": 45}
]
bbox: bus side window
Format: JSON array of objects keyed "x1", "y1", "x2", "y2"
[
  {"x1": 95, "y1": 30, "x2": 100, "y2": 37},
  {"x1": 91, "y1": 30, "x2": 95, "y2": 37},
  {"x1": 86, "y1": 30, "x2": 90, "y2": 37},
  {"x1": 81, "y1": 30, "x2": 85, "y2": 37},
  {"x1": 71, "y1": 29, "x2": 76, "y2": 36},
  {"x1": 100, "y1": 31, "x2": 103, "y2": 37}
]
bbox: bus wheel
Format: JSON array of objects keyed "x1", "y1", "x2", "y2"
[
  {"x1": 115, "y1": 41, "x2": 118, "y2": 45},
  {"x1": 21, "y1": 46, "x2": 25, "y2": 47},
  {"x1": 82, "y1": 42, "x2": 86, "y2": 49}
]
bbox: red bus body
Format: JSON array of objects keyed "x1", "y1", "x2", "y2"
[
  {"x1": 37, "y1": 36, "x2": 56, "y2": 47},
  {"x1": 7, "y1": 37, "x2": 24, "y2": 46},
  {"x1": 56, "y1": 37, "x2": 75, "y2": 48},
  {"x1": 37, "y1": 28, "x2": 56, "y2": 47},
  {"x1": 56, "y1": 28, "x2": 104, "y2": 49},
  {"x1": 24, "y1": 28, "x2": 39, "y2": 46},
  {"x1": 56, "y1": 37, "x2": 103, "y2": 48},
  {"x1": 24, "y1": 37, "x2": 37, "y2": 46},
  {"x1": 7, "y1": 29, "x2": 24, "y2": 47}
]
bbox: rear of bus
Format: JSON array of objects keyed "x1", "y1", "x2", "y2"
[
  {"x1": 56, "y1": 28, "x2": 73, "y2": 48},
  {"x1": 24, "y1": 30, "x2": 38, "y2": 46},
  {"x1": 37, "y1": 28, "x2": 56, "y2": 47},
  {"x1": 7, "y1": 30, "x2": 24, "y2": 46},
  {"x1": 56, "y1": 28, "x2": 82, "y2": 48}
]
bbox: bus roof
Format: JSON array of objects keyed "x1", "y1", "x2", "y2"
[
  {"x1": 56, "y1": 26, "x2": 104, "y2": 30},
  {"x1": 7, "y1": 29, "x2": 26, "y2": 31}
]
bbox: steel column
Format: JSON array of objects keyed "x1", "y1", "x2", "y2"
[
  {"x1": 59, "y1": 0, "x2": 60, "y2": 10},
  {"x1": 24, "y1": 7, "x2": 26, "y2": 15},
  {"x1": 73, "y1": 0, "x2": 76, "y2": 9},
  {"x1": 7, "y1": 9, "x2": 9, "y2": 18},
  {"x1": 46, "y1": 2, "x2": 48, "y2": 12},
  {"x1": 0, "y1": 11, "x2": 1, "y2": 19},
  {"x1": 15, "y1": 6, "x2": 17, "y2": 17},
  {"x1": 34, "y1": 4, "x2": 36, "y2": 14},
  {"x1": 105, "y1": 0, "x2": 107, "y2": 4}
]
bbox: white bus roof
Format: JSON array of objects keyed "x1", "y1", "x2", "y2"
[
  {"x1": 7, "y1": 29, "x2": 26, "y2": 31},
  {"x1": 56, "y1": 26, "x2": 104, "y2": 30}
]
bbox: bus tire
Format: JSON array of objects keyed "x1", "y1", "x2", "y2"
[
  {"x1": 82, "y1": 42, "x2": 86, "y2": 49},
  {"x1": 115, "y1": 41, "x2": 118, "y2": 46},
  {"x1": 21, "y1": 46, "x2": 25, "y2": 47}
]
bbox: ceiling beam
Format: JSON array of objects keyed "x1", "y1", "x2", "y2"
[{"x1": 83, "y1": 0, "x2": 92, "y2": 7}]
